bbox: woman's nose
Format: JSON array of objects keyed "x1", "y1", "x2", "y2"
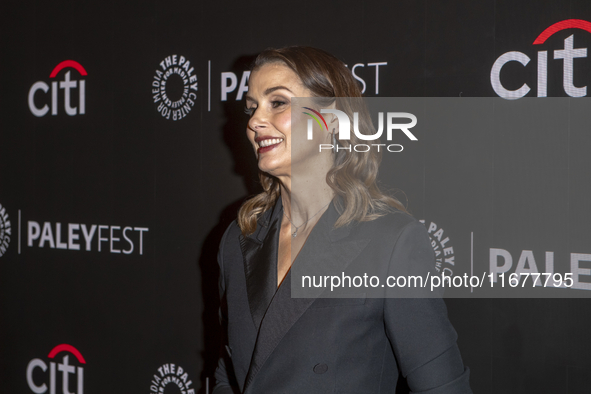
[{"x1": 248, "y1": 109, "x2": 266, "y2": 131}]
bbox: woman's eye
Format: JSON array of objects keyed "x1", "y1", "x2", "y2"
[
  {"x1": 244, "y1": 106, "x2": 255, "y2": 116},
  {"x1": 272, "y1": 101, "x2": 286, "y2": 108}
]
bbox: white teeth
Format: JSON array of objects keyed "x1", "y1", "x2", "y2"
[{"x1": 259, "y1": 138, "x2": 284, "y2": 148}]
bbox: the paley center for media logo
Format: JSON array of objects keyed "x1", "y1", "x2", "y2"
[
  {"x1": 149, "y1": 363, "x2": 196, "y2": 394},
  {"x1": 152, "y1": 54, "x2": 198, "y2": 121},
  {"x1": 0, "y1": 202, "x2": 11, "y2": 257}
]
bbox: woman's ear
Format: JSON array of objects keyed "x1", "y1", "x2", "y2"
[
  {"x1": 327, "y1": 101, "x2": 337, "y2": 126},
  {"x1": 329, "y1": 112, "x2": 338, "y2": 135}
]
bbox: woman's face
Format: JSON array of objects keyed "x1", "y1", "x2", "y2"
[{"x1": 245, "y1": 63, "x2": 318, "y2": 177}]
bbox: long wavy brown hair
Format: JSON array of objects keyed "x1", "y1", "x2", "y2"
[{"x1": 237, "y1": 46, "x2": 406, "y2": 235}]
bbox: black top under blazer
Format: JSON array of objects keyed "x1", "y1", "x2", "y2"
[{"x1": 213, "y1": 198, "x2": 472, "y2": 394}]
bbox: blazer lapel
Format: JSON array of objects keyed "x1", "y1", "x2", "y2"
[
  {"x1": 243, "y1": 202, "x2": 371, "y2": 393},
  {"x1": 239, "y1": 198, "x2": 283, "y2": 331}
]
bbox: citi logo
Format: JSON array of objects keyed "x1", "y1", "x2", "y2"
[
  {"x1": 26, "y1": 344, "x2": 85, "y2": 394},
  {"x1": 491, "y1": 19, "x2": 591, "y2": 99},
  {"x1": 28, "y1": 60, "x2": 87, "y2": 117}
]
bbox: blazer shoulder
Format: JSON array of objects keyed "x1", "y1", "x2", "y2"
[
  {"x1": 219, "y1": 220, "x2": 241, "y2": 249},
  {"x1": 224, "y1": 219, "x2": 241, "y2": 239},
  {"x1": 379, "y1": 208, "x2": 417, "y2": 228},
  {"x1": 217, "y1": 220, "x2": 242, "y2": 271},
  {"x1": 355, "y1": 208, "x2": 422, "y2": 241}
]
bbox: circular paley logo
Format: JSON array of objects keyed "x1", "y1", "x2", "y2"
[
  {"x1": 150, "y1": 363, "x2": 195, "y2": 394},
  {"x1": 420, "y1": 220, "x2": 455, "y2": 276},
  {"x1": 0, "y1": 202, "x2": 11, "y2": 257},
  {"x1": 152, "y1": 54, "x2": 198, "y2": 121}
]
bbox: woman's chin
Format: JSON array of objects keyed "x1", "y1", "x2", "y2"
[
  {"x1": 257, "y1": 154, "x2": 289, "y2": 174},
  {"x1": 258, "y1": 160, "x2": 290, "y2": 177}
]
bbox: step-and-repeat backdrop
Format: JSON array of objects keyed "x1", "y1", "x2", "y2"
[{"x1": 2, "y1": 0, "x2": 591, "y2": 393}]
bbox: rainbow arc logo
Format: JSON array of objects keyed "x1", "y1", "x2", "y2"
[{"x1": 302, "y1": 107, "x2": 328, "y2": 139}]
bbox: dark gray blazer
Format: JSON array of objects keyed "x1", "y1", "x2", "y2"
[{"x1": 213, "y1": 198, "x2": 471, "y2": 394}]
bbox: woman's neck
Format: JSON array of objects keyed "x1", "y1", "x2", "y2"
[{"x1": 278, "y1": 172, "x2": 334, "y2": 227}]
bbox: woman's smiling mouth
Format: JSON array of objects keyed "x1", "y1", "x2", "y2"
[{"x1": 256, "y1": 137, "x2": 284, "y2": 153}]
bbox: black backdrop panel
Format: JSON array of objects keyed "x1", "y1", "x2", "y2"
[{"x1": 2, "y1": 0, "x2": 591, "y2": 393}]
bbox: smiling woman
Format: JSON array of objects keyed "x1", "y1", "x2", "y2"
[
  {"x1": 213, "y1": 46, "x2": 472, "y2": 394},
  {"x1": 244, "y1": 64, "x2": 301, "y2": 176}
]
